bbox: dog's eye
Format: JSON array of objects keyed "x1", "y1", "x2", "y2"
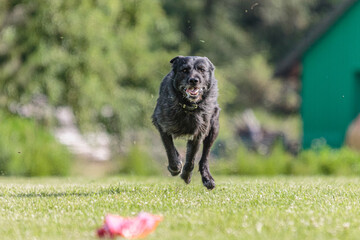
[
  {"x1": 199, "y1": 68, "x2": 205, "y2": 73},
  {"x1": 182, "y1": 69, "x2": 189, "y2": 73}
]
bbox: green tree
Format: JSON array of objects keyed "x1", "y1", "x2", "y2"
[{"x1": 0, "y1": 0, "x2": 184, "y2": 136}]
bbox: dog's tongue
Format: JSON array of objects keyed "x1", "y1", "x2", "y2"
[{"x1": 186, "y1": 87, "x2": 199, "y2": 95}]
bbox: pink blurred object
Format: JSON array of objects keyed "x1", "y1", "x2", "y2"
[{"x1": 97, "y1": 212, "x2": 163, "y2": 239}]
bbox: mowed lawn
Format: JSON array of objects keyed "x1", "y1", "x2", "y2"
[{"x1": 1, "y1": 176, "x2": 360, "y2": 240}]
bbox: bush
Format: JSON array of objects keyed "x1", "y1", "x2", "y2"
[
  {"x1": 212, "y1": 144, "x2": 292, "y2": 176},
  {"x1": 292, "y1": 146, "x2": 360, "y2": 175},
  {"x1": 0, "y1": 112, "x2": 72, "y2": 176},
  {"x1": 118, "y1": 145, "x2": 162, "y2": 176},
  {"x1": 212, "y1": 144, "x2": 360, "y2": 176}
]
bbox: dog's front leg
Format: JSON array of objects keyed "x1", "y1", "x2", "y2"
[
  {"x1": 199, "y1": 121, "x2": 219, "y2": 190},
  {"x1": 180, "y1": 137, "x2": 201, "y2": 184},
  {"x1": 159, "y1": 130, "x2": 182, "y2": 176}
]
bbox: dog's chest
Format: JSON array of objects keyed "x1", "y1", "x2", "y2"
[{"x1": 166, "y1": 110, "x2": 210, "y2": 138}]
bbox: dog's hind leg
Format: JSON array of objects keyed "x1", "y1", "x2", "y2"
[
  {"x1": 180, "y1": 137, "x2": 202, "y2": 184},
  {"x1": 199, "y1": 115, "x2": 219, "y2": 190},
  {"x1": 158, "y1": 130, "x2": 183, "y2": 176}
]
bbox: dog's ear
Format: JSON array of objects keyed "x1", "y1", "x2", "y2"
[
  {"x1": 204, "y1": 57, "x2": 215, "y2": 72},
  {"x1": 170, "y1": 56, "x2": 183, "y2": 64},
  {"x1": 204, "y1": 57, "x2": 216, "y2": 90},
  {"x1": 170, "y1": 56, "x2": 184, "y2": 69}
]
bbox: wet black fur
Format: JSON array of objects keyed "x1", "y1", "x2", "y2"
[{"x1": 152, "y1": 56, "x2": 220, "y2": 190}]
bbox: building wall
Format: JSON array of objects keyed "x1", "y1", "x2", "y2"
[{"x1": 301, "y1": 1, "x2": 360, "y2": 148}]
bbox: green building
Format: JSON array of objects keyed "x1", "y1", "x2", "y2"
[{"x1": 275, "y1": 0, "x2": 360, "y2": 148}]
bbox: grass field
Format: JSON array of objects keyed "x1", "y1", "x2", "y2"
[{"x1": 1, "y1": 175, "x2": 360, "y2": 240}]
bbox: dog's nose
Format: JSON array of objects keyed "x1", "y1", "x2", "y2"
[{"x1": 189, "y1": 78, "x2": 199, "y2": 85}]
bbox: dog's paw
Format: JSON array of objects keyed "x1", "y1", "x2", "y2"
[
  {"x1": 202, "y1": 177, "x2": 215, "y2": 190},
  {"x1": 167, "y1": 163, "x2": 182, "y2": 176},
  {"x1": 180, "y1": 171, "x2": 192, "y2": 184}
]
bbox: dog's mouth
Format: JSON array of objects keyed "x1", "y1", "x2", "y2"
[
  {"x1": 180, "y1": 86, "x2": 204, "y2": 102},
  {"x1": 186, "y1": 87, "x2": 200, "y2": 97},
  {"x1": 182, "y1": 86, "x2": 203, "y2": 102}
]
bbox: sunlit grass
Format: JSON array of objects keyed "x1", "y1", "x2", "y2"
[{"x1": 1, "y1": 176, "x2": 360, "y2": 239}]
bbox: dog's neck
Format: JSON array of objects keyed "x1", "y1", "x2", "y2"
[
  {"x1": 178, "y1": 102, "x2": 198, "y2": 111},
  {"x1": 176, "y1": 91, "x2": 202, "y2": 112}
]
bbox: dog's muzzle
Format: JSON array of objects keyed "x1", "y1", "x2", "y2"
[{"x1": 183, "y1": 86, "x2": 203, "y2": 102}]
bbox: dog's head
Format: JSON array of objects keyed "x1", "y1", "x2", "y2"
[{"x1": 170, "y1": 56, "x2": 215, "y2": 103}]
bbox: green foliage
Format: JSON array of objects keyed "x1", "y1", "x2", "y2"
[
  {"x1": 232, "y1": 0, "x2": 341, "y2": 61},
  {"x1": 221, "y1": 54, "x2": 274, "y2": 110},
  {"x1": 213, "y1": 144, "x2": 360, "y2": 176},
  {"x1": 292, "y1": 146, "x2": 360, "y2": 176},
  {"x1": 0, "y1": 0, "x2": 184, "y2": 135},
  {"x1": 213, "y1": 144, "x2": 292, "y2": 176},
  {"x1": 0, "y1": 112, "x2": 71, "y2": 176},
  {"x1": 118, "y1": 145, "x2": 162, "y2": 176}
]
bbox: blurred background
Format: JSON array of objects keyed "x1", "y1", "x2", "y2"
[{"x1": 1, "y1": 0, "x2": 360, "y2": 177}]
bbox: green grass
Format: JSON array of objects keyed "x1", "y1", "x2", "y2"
[{"x1": 1, "y1": 176, "x2": 360, "y2": 240}]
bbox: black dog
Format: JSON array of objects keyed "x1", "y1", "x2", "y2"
[{"x1": 152, "y1": 56, "x2": 220, "y2": 189}]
